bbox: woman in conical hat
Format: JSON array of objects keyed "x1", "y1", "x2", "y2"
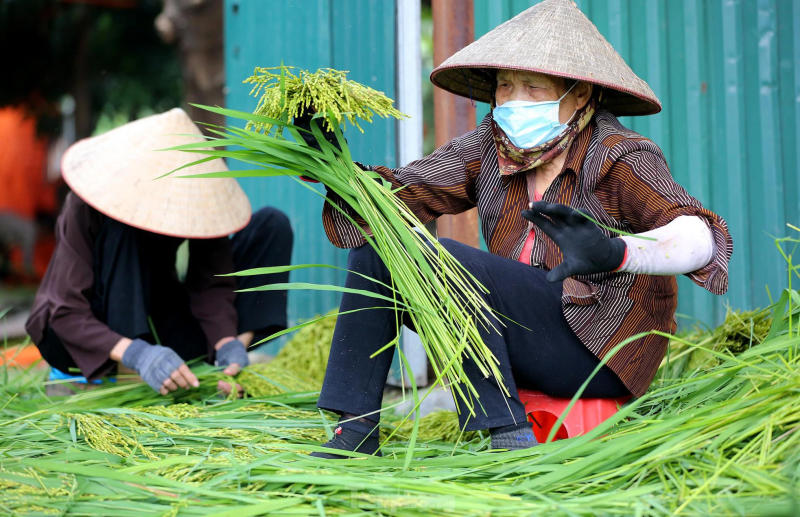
[
  {"x1": 26, "y1": 108, "x2": 294, "y2": 397},
  {"x1": 310, "y1": 0, "x2": 732, "y2": 456}
]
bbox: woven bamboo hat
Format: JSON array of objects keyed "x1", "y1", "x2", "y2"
[
  {"x1": 62, "y1": 108, "x2": 251, "y2": 239},
  {"x1": 430, "y1": 0, "x2": 660, "y2": 116}
]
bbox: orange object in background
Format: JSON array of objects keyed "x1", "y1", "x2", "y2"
[
  {"x1": 518, "y1": 389, "x2": 631, "y2": 442},
  {"x1": 0, "y1": 344, "x2": 42, "y2": 368},
  {"x1": 0, "y1": 105, "x2": 59, "y2": 282},
  {"x1": 0, "y1": 106, "x2": 52, "y2": 220}
]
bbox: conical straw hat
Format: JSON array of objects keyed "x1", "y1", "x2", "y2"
[
  {"x1": 62, "y1": 108, "x2": 251, "y2": 239},
  {"x1": 430, "y1": 0, "x2": 660, "y2": 116}
]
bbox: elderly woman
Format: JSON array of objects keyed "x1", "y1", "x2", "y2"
[
  {"x1": 311, "y1": 0, "x2": 732, "y2": 457},
  {"x1": 27, "y1": 109, "x2": 293, "y2": 397}
]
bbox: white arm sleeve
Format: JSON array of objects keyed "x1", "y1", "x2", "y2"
[{"x1": 618, "y1": 216, "x2": 715, "y2": 275}]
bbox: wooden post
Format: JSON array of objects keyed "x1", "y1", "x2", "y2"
[
  {"x1": 156, "y1": 0, "x2": 225, "y2": 133},
  {"x1": 432, "y1": 0, "x2": 478, "y2": 247}
]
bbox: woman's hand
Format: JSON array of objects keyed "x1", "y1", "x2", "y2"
[
  {"x1": 293, "y1": 111, "x2": 342, "y2": 151},
  {"x1": 521, "y1": 202, "x2": 626, "y2": 282},
  {"x1": 214, "y1": 337, "x2": 250, "y2": 397},
  {"x1": 118, "y1": 338, "x2": 199, "y2": 395}
]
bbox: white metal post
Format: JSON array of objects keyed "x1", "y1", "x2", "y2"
[{"x1": 392, "y1": 0, "x2": 428, "y2": 387}]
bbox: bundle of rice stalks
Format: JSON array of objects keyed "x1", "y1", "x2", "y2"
[
  {"x1": 169, "y1": 65, "x2": 506, "y2": 416},
  {"x1": 244, "y1": 66, "x2": 407, "y2": 133}
]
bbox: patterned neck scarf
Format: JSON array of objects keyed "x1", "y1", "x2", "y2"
[{"x1": 492, "y1": 94, "x2": 597, "y2": 176}]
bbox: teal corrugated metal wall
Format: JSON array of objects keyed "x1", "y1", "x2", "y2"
[
  {"x1": 474, "y1": 0, "x2": 800, "y2": 328},
  {"x1": 224, "y1": 0, "x2": 800, "y2": 330},
  {"x1": 224, "y1": 0, "x2": 397, "y2": 327}
]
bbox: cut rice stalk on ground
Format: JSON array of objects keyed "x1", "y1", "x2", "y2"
[{"x1": 1, "y1": 298, "x2": 798, "y2": 515}]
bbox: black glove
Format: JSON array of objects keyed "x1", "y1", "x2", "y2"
[
  {"x1": 520, "y1": 202, "x2": 626, "y2": 282},
  {"x1": 293, "y1": 111, "x2": 341, "y2": 151},
  {"x1": 215, "y1": 338, "x2": 250, "y2": 369}
]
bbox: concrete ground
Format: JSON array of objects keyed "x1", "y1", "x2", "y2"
[
  {"x1": 1, "y1": 285, "x2": 36, "y2": 341},
  {"x1": 249, "y1": 349, "x2": 457, "y2": 418},
  {"x1": 0, "y1": 309, "x2": 29, "y2": 342}
]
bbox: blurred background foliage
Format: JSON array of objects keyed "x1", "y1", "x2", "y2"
[{"x1": 0, "y1": 0, "x2": 182, "y2": 138}]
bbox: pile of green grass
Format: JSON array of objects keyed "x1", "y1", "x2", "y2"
[
  {"x1": 663, "y1": 307, "x2": 773, "y2": 376},
  {"x1": 1, "y1": 296, "x2": 797, "y2": 516},
  {"x1": 237, "y1": 311, "x2": 337, "y2": 397}
]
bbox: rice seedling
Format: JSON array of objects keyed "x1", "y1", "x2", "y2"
[
  {"x1": 167, "y1": 65, "x2": 508, "y2": 417},
  {"x1": 244, "y1": 66, "x2": 407, "y2": 133}
]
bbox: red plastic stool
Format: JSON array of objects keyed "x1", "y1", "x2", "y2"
[{"x1": 518, "y1": 389, "x2": 631, "y2": 442}]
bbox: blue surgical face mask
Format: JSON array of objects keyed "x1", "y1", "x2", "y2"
[{"x1": 493, "y1": 81, "x2": 577, "y2": 149}]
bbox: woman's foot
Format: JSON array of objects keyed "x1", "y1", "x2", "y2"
[
  {"x1": 490, "y1": 421, "x2": 538, "y2": 450},
  {"x1": 310, "y1": 414, "x2": 381, "y2": 459}
]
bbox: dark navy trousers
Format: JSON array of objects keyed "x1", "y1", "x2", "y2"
[{"x1": 317, "y1": 239, "x2": 629, "y2": 431}]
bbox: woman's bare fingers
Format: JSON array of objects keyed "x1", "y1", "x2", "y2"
[
  {"x1": 218, "y1": 379, "x2": 232, "y2": 395},
  {"x1": 223, "y1": 363, "x2": 241, "y2": 376},
  {"x1": 170, "y1": 368, "x2": 189, "y2": 389},
  {"x1": 217, "y1": 379, "x2": 245, "y2": 398},
  {"x1": 162, "y1": 377, "x2": 178, "y2": 392},
  {"x1": 178, "y1": 363, "x2": 199, "y2": 388}
]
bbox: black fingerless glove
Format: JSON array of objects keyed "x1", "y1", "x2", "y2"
[{"x1": 521, "y1": 202, "x2": 626, "y2": 282}]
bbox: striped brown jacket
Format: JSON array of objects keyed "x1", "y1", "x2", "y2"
[{"x1": 322, "y1": 110, "x2": 733, "y2": 397}]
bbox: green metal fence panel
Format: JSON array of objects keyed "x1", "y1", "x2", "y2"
[
  {"x1": 224, "y1": 0, "x2": 397, "y2": 328},
  {"x1": 474, "y1": 0, "x2": 800, "y2": 327}
]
